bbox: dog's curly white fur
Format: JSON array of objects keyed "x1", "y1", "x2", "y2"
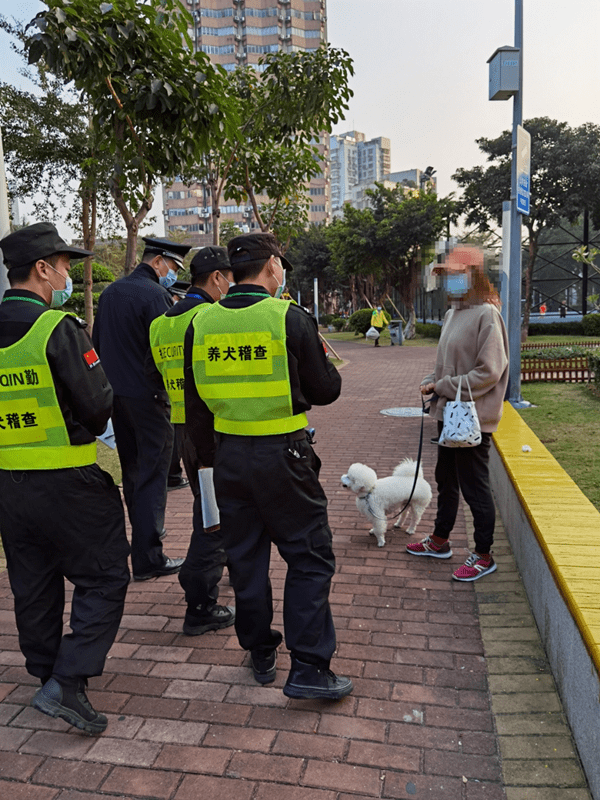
[{"x1": 341, "y1": 459, "x2": 432, "y2": 547}]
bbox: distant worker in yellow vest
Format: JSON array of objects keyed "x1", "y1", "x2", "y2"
[
  {"x1": 370, "y1": 305, "x2": 387, "y2": 347},
  {"x1": 0, "y1": 223, "x2": 130, "y2": 735},
  {"x1": 148, "y1": 246, "x2": 235, "y2": 636},
  {"x1": 184, "y1": 232, "x2": 353, "y2": 701}
]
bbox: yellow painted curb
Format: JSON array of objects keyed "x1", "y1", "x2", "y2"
[{"x1": 494, "y1": 402, "x2": 600, "y2": 671}]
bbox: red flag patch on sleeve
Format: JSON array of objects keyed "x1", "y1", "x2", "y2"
[{"x1": 83, "y1": 348, "x2": 100, "y2": 369}]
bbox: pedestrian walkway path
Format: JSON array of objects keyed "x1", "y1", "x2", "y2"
[{"x1": 0, "y1": 338, "x2": 591, "y2": 799}]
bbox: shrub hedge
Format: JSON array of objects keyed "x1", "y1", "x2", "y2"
[
  {"x1": 527, "y1": 321, "x2": 584, "y2": 336},
  {"x1": 415, "y1": 322, "x2": 442, "y2": 339},
  {"x1": 348, "y1": 308, "x2": 391, "y2": 336},
  {"x1": 69, "y1": 262, "x2": 116, "y2": 284},
  {"x1": 582, "y1": 314, "x2": 600, "y2": 337}
]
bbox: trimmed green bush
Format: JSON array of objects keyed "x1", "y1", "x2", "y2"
[
  {"x1": 332, "y1": 317, "x2": 346, "y2": 332},
  {"x1": 582, "y1": 314, "x2": 600, "y2": 337},
  {"x1": 320, "y1": 314, "x2": 334, "y2": 326},
  {"x1": 64, "y1": 292, "x2": 102, "y2": 316},
  {"x1": 588, "y1": 351, "x2": 600, "y2": 385},
  {"x1": 527, "y1": 321, "x2": 584, "y2": 336},
  {"x1": 522, "y1": 345, "x2": 599, "y2": 360},
  {"x1": 69, "y1": 262, "x2": 115, "y2": 284},
  {"x1": 348, "y1": 308, "x2": 391, "y2": 337},
  {"x1": 415, "y1": 322, "x2": 442, "y2": 340}
]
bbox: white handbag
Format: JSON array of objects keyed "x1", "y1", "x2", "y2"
[
  {"x1": 438, "y1": 375, "x2": 482, "y2": 448},
  {"x1": 366, "y1": 326, "x2": 380, "y2": 339}
]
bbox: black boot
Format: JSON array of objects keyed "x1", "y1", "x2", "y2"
[
  {"x1": 283, "y1": 657, "x2": 353, "y2": 700},
  {"x1": 183, "y1": 604, "x2": 235, "y2": 636},
  {"x1": 31, "y1": 677, "x2": 107, "y2": 735},
  {"x1": 250, "y1": 647, "x2": 278, "y2": 685}
]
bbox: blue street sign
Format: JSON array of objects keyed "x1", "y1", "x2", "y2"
[
  {"x1": 516, "y1": 125, "x2": 531, "y2": 216},
  {"x1": 517, "y1": 172, "x2": 530, "y2": 215}
]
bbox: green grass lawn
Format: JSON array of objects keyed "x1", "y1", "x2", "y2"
[
  {"x1": 96, "y1": 443, "x2": 122, "y2": 485},
  {"x1": 518, "y1": 382, "x2": 600, "y2": 511}
]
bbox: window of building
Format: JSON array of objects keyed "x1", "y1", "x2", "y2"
[
  {"x1": 199, "y1": 8, "x2": 233, "y2": 18},
  {"x1": 245, "y1": 8, "x2": 278, "y2": 17},
  {"x1": 201, "y1": 26, "x2": 235, "y2": 36},
  {"x1": 201, "y1": 44, "x2": 236, "y2": 55},
  {"x1": 310, "y1": 205, "x2": 326, "y2": 213},
  {"x1": 290, "y1": 27, "x2": 322, "y2": 38},
  {"x1": 245, "y1": 26, "x2": 278, "y2": 36},
  {"x1": 246, "y1": 43, "x2": 279, "y2": 53},
  {"x1": 310, "y1": 187, "x2": 325, "y2": 195}
]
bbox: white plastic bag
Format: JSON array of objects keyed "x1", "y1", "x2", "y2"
[
  {"x1": 438, "y1": 375, "x2": 482, "y2": 448},
  {"x1": 198, "y1": 467, "x2": 220, "y2": 530},
  {"x1": 366, "y1": 326, "x2": 380, "y2": 339}
]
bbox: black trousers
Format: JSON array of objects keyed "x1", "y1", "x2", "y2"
[
  {"x1": 168, "y1": 427, "x2": 183, "y2": 483},
  {"x1": 112, "y1": 394, "x2": 173, "y2": 575},
  {"x1": 176, "y1": 424, "x2": 226, "y2": 612},
  {"x1": 214, "y1": 431, "x2": 336, "y2": 666},
  {"x1": 0, "y1": 465, "x2": 130, "y2": 682},
  {"x1": 432, "y1": 422, "x2": 495, "y2": 554}
]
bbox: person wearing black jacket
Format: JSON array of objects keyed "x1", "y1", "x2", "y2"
[
  {"x1": 0, "y1": 223, "x2": 130, "y2": 735},
  {"x1": 184, "y1": 232, "x2": 353, "y2": 701},
  {"x1": 93, "y1": 237, "x2": 190, "y2": 580},
  {"x1": 146, "y1": 246, "x2": 235, "y2": 636}
]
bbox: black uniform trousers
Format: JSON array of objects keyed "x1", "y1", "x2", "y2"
[
  {"x1": 176, "y1": 424, "x2": 227, "y2": 612},
  {"x1": 213, "y1": 431, "x2": 336, "y2": 666},
  {"x1": 112, "y1": 394, "x2": 174, "y2": 575},
  {"x1": 0, "y1": 465, "x2": 130, "y2": 683},
  {"x1": 432, "y1": 422, "x2": 495, "y2": 554}
]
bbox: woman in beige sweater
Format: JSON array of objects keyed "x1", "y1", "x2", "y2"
[{"x1": 406, "y1": 245, "x2": 509, "y2": 581}]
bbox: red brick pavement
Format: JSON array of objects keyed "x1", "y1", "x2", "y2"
[{"x1": 0, "y1": 339, "x2": 506, "y2": 799}]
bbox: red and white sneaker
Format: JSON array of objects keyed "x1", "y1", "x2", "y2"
[
  {"x1": 452, "y1": 552, "x2": 497, "y2": 582},
  {"x1": 406, "y1": 536, "x2": 452, "y2": 559}
]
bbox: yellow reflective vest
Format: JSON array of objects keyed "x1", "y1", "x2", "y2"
[
  {"x1": 0, "y1": 311, "x2": 97, "y2": 470},
  {"x1": 150, "y1": 303, "x2": 210, "y2": 423},
  {"x1": 192, "y1": 297, "x2": 308, "y2": 436},
  {"x1": 371, "y1": 309, "x2": 386, "y2": 328}
]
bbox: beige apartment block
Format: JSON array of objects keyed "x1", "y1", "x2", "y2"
[{"x1": 164, "y1": 0, "x2": 329, "y2": 245}]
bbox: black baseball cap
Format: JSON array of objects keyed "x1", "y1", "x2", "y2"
[
  {"x1": 0, "y1": 222, "x2": 93, "y2": 269},
  {"x1": 142, "y1": 236, "x2": 191, "y2": 269},
  {"x1": 189, "y1": 246, "x2": 231, "y2": 279},
  {"x1": 227, "y1": 232, "x2": 293, "y2": 272}
]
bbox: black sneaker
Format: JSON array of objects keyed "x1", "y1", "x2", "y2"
[
  {"x1": 183, "y1": 605, "x2": 235, "y2": 636},
  {"x1": 250, "y1": 648, "x2": 278, "y2": 685},
  {"x1": 283, "y1": 657, "x2": 353, "y2": 700},
  {"x1": 167, "y1": 477, "x2": 190, "y2": 491},
  {"x1": 31, "y1": 677, "x2": 107, "y2": 735}
]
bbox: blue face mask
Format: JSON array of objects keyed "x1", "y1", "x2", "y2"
[
  {"x1": 159, "y1": 264, "x2": 178, "y2": 289},
  {"x1": 45, "y1": 263, "x2": 74, "y2": 308},
  {"x1": 444, "y1": 273, "x2": 470, "y2": 298}
]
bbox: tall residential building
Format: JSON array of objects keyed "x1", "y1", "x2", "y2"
[
  {"x1": 330, "y1": 131, "x2": 391, "y2": 216},
  {"x1": 163, "y1": 0, "x2": 329, "y2": 245}
]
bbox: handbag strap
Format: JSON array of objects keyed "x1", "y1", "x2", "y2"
[{"x1": 455, "y1": 374, "x2": 475, "y2": 403}]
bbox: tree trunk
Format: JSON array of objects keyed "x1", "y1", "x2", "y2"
[
  {"x1": 111, "y1": 182, "x2": 153, "y2": 274},
  {"x1": 81, "y1": 187, "x2": 97, "y2": 329},
  {"x1": 211, "y1": 179, "x2": 220, "y2": 245},
  {"x1": 403, "y1": 303, "x2": 416, "y2": 340}
]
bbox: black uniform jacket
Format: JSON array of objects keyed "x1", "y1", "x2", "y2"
[
  {"x1": 144, "y1": 285, "x2": 213, "y2": 395},
  {"x1": 92, "y1": 263, "x2": 173, "y2": 400},
  {"x1": 0, "y1": 289, "x2": 112, "y2": 445},
  {"x1": 184, "y1": 284, "x2": 342, "y2": 466}
]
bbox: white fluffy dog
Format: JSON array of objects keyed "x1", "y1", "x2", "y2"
[{"x1": 341, "y1": 459, "x2": 432, "y2": 547}]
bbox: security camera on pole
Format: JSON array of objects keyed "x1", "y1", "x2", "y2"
[{"x1": 487, "y1": 0, "x2": 530, "y2": 408}]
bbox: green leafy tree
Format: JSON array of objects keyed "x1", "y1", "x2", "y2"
[
  {"x1": 285, "y1": 223, "x2": 341, "y2": 312},
  {"x1": 26, "y1": 0, "x2": 237, "y2": 273},
  {"x1": 453, "y1": 118, "x2": 600, "y2": 335},
  {"x1": 328, "y1": 186, "x2": 453, "y2": 338},
  {"x1": 195, "y1": 47, "x2": 353, "y2": 245}
]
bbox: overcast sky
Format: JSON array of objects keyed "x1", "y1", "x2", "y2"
[{"x1": 3, "y1": 0, "x2": 600, "y2": 226}]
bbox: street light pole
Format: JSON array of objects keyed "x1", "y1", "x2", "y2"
[{"x1": 507, "y1": 0, "x2": 525, "y2": 405}]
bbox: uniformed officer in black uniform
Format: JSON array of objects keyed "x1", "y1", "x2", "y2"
[
  {"x1": 93, "y1": 237, "x2": 190, "y2": 580},
  {"x1": 184, "y1": 233, "x2": 353, "y2": 700},
  {"x1": 147, "y1": 246, "x2": 235, "y2": 635},
  {"x1": 0, "y1": 223, "x2": 130, "y2": 735}
]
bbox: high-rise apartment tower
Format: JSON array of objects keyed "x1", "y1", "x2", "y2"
[{"x1": 164, "y1": 0, "x2": 329, "y2": 245}]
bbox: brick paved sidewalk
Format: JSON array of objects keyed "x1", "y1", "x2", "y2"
[{"x1": 0, "y1": 338, "x2": 590, "y2": 799}]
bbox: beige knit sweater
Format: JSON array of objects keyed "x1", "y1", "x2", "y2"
[{"x1": 423, "y1": 302, "x2": 509, "y2": 433}]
